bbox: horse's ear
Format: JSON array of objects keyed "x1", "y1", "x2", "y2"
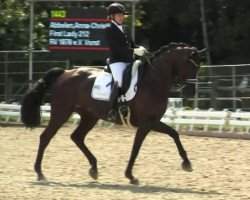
[{"x1": 198, "y1": 48, "x2": 207, "y2": 58}]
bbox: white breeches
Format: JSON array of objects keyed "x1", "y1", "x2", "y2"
[{"x1": 109, "y1": 62, "x2": 130, "y2": 87}]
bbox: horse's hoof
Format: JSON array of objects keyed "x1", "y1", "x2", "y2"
[
  {"x1": 37, "y1": 173, "x2": 47, "y2": 181},
  {"x1": 130, "y1": 178, "x2": 139, "y2": 185},
  {"x1": 89, "y1": 168, "x2": 98, "y2": 180},
  {"x1": 182, "y1": 161, "x2": 193, "y2": 172}
]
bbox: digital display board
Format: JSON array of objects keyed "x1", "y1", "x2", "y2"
[{"x1": 48, "y1": 7, "x2": 110, "y2": 62}]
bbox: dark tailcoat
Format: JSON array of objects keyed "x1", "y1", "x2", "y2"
[{"x1": 105, "y1": 22, "x2": 136, "y2": 64}]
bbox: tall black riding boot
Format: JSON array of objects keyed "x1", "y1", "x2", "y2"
[
  {"x1": 107, "y1": 82, "x2": 119, "y2": 122},
  {"x1": 107, "y1": 109, "x2": 116, "y2": 122}
]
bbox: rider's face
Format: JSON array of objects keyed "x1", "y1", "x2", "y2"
[{"x1": 113, "y1": 13, "x2": 124, "y2": 25}]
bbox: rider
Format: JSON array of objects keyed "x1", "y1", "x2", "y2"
[{"x1": 105, "y1": 2, "x2": 146, "y2": 121}]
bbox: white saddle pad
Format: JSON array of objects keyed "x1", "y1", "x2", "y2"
[
  {"x1": 91, "y1": 61, "x2": 140, "y2": 101},
  {"x1": 91, "y1": 72, "x2": 112, "y2": 101}
]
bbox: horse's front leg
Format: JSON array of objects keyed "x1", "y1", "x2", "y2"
[
  {"x1": 152, "y1": 120, "x2": 192, "y2": 172},
  {"x1": 125, "y1": 127, "x2": 150, "y2": 185}
]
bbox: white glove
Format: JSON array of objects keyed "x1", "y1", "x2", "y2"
[{"x1": 134, "y1": 46, "x2": 147, "y2": 57}]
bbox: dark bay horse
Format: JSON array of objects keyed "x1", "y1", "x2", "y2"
[{"x1": 21, "y1": 43, "x2": 205, "y2": 185}]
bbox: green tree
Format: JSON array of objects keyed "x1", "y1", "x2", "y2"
[
  {"x1": 138, "y1": 0, "x2": 250, "y2": 64},
  {"x1": 139, "y1": 0, "x2": 203, "y2": 51},
  {"x1": 1, "y1": 0, "x2": 250, "y2": 64},
  {"x1": 208, "y1": 0, "x2": 250, "y2": 63},
  {"x1": 0, "y1": 0, "x2": 49, "y2": 50},
  {"x1": 0, "y1": 0, "x2": 29, "y2": 50}
]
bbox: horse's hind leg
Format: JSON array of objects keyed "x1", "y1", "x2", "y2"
[
  {"x1": 70, "y1": 111, "x2": 98, "y2": 180},
  {"x1": 34, "y1": 107, "x2": 72, "y2": 181},
  {"x1": 152, "y1": 121, "x2": 192, "y2": 172}
]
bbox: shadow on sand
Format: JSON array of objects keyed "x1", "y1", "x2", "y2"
[{"x1": 32, "y1": 180, "x2": 222, "y2": 196}]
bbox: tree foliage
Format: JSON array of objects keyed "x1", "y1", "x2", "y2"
[
  {"x1": 0, "y1": 0, "x2": 48, "y2": 50},
  {"x1": 139, "y1": 0, "x2": 250, "y2": 64},
  {"x1": 208, "y1": 0, "x2": 250, "y2": 63},
  {"x1": 0, "y1": 0, "x2": 250, "y2": 64},
  {"x1": 139, "y1": 0, "x2": 202, "y2": 49},
  {"x1": 0, "y1": 0, "x2": 29, "y2": 50}
]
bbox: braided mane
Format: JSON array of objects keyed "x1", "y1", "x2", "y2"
[{"x1": 150, "y1": 42, "x2": 190, "y2": 61}]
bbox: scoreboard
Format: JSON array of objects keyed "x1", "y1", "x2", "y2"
[{"x1": 48, "y1": 7, "x2": 110, "y2": 62}]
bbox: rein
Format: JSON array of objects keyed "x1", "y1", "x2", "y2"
[
  {"x1": 142, "y1": 51, "x2": 156, "y2": 71},
  {"x1": 176, "y1": 56, "x2": 200, "y2": 90},
  {"x1": 188, "y1": 57, "x2": 200, "y2": 69},
  {"x1": 146, "y1": 57, "x2": 156, "y2": 70},
  {"x1": 185, "y1": 56, "x2": 200, "y2": 84}
]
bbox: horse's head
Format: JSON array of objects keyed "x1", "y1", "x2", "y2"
[
  {"x1": 168, "y1": 43, "x2": 205, "y2": 97},
  {"x1": 148, "y1": 43, "x2": 205, "y2": 97}
]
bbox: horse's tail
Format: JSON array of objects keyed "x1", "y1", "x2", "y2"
[{"x1": 21, "y1": 67, "x2": 65, "y2": 128}]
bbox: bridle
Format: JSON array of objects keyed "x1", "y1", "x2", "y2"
[
  {"x1": 144, "y1": 49, "x2": 201, "y2": 87},
  {"x1": 185, "y1": 53, "x2": 201, "y2": 84},
  {"x1": 176, "y1": 54, "x2": 201, "y2": 90}
]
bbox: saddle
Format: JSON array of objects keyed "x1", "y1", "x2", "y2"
[
  {"x1": 93, "y1": 60, "x2": 143, "y2": 102},
  {"x1": 104, "y1": 59, "x2": 142, "y2": 94},
  {"x1": 92, "y1": 60, "x2": 144, "y2": 126}
]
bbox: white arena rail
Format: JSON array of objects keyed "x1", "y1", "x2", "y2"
[
  {"x1": 228, "y1": 110, "x2": 250, "y2": 133},
  {"x1": 162, "y1": 108, "x2": 229, "y2": 133},
  {"x1": 0, "y1": 103, "x2": 21, "y2": 123},
  {"x1": 0, "y1": 103, "x2": 249, "y2": 139},
  {"x1": 0, "y1": 103, "x2": 84, "y2": 125}
]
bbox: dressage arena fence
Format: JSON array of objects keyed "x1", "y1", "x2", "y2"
[{"x1": 0, "y1": 103, "x2": 250, "y2": 139}]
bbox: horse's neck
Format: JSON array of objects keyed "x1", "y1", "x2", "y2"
[{"x1": 143, "y1": 60, "x2": 174, "y2": 95}]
